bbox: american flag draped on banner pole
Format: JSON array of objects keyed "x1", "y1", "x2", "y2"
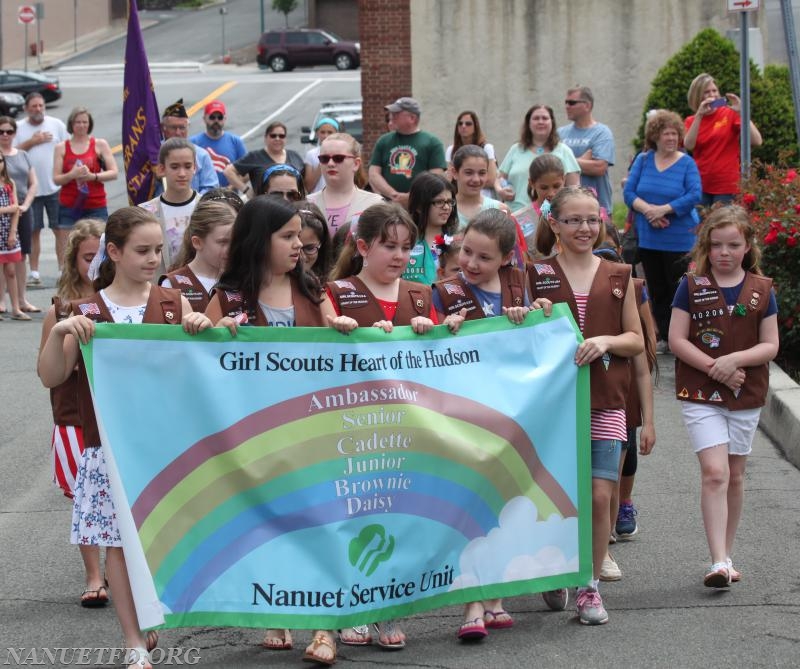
[{"x1": 122, "y1": 0, "x2": 162, "y2": 205}]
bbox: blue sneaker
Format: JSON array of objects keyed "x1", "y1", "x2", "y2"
[{"x1": 615, "y1": 501, "x2": 638, "y2": 538}]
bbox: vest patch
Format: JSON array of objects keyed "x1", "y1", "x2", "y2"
[
  {"x1": 709, "y1": 391, "x2": 723, "y2": 402},
  {"x1": 678, "y1": 387, "x2": 689, "y2": 398},
  {"x1": 79, "y1": 302, "x2": 101, "y2": 316},
  {"x1": 174, "y1": 274, "x2": 192, "y2": 286},
  {"x1": 700, "y1": 331, "x2": 721, "y2": 348},
  {"x1": 534, "y1": 263, "x2": 555, "y2": 275},
  {"x1": 334, "y1": 280, "x2": 356, "y2": 290}
]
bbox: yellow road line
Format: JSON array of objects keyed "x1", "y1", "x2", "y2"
[{"x1": 111, "y1": 80, "x2": 238, "y2": 154}]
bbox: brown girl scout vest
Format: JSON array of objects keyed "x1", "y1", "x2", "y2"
[
  {"x1": 159, "y1": 265, "x2": 211, "y2": 313},
  {"x1": 326, "y1": 276, "x2": 432, "y2": 326},
  {"x1": 527, "y1": 257, "x2": 632, "y2": 410},
  {"x1": 433, "y1": 266, "x2": 526, "y2": 319},
  {"x1": 214, "y1": 274, "x2": 326, "y2": 327},
  {"x1": 50, "y1": 296, "x2": 81, "y2": 426},
  {"x1": 675, "y1": 272, "x2": 772, "y2": 410},
  {"x1": 71, "y1": 287, "x2": 182, "y2": 447}
]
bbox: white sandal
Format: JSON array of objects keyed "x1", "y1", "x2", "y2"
[{"x1": 125, "y1": 647, "x2": 151, "y2": 669}]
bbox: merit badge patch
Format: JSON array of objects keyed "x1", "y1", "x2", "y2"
[
  {"x1": 694, "y1": 276, "x2": 711, "y2": 286},
  {"x1": 709, "y1": 391, "x2": 723, "y2": 402},
  {"x1": 678, "y1": 388, "x2": 689, "y2": 398},
  {"x1": 701, "y1": 332, "x2": 721, "y2": 349}
]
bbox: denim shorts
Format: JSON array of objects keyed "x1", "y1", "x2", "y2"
[
  {"x1": 32, "y1": 192, "x2": 61, "y2": 230},
  {"x1": 58, "y1": 205, "x2": 109, "y2": 229},
  {"x1": 591, "y1": 439, "x2": 623, "y2": 481}
]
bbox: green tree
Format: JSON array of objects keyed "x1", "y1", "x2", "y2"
[{"x1": 272, "y1": 0, "x2": 298, "y2": 27}]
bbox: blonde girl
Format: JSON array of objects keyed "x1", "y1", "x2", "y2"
[
  {"x1": 668, "y1": 205, "x2": 778, "y2": 587},
  {"x1": 38, "y1": 219, "x2": 105, "y2": 606}
]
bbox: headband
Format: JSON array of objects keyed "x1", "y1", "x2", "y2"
[
  {"x1": 262, "y1": 163, "x2": 302, "y2": 184},
  {"x1": 315, "y1": 117, "x2": 340, "y2": 131}
]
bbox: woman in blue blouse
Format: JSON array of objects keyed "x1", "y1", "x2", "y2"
[{"x1": 624, "y1": 110, "x2": 701, "y2": 351}]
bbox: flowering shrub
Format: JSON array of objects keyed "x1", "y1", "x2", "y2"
[{"x1": 738, "y1": 161, "x2": 800, "y2": 379}]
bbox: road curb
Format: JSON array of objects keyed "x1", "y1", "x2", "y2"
[{"x1": 760, "y1": 362, "x2": 800, "y2": 469}]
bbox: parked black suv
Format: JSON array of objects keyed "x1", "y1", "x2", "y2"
[{"x1": 256, "y1": 29, "x2": 360, "y2": 72}]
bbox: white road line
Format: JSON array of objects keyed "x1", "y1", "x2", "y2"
[{"x1": 241, "y1": 79, "x2": 323, "y2": 140}]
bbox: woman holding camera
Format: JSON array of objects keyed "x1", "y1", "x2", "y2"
[{"x1": 684, "y1": 73, "x2": 762, "y2": 207}]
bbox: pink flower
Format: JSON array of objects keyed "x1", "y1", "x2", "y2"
[
  {"x1": 743, "y1": 193, "x2": 757, "y2": 208},
  {"x1": 782, "y1": 169, "x2": 798, "y2": 184},
  {"x1": 787, "y1": 235, "x2": 798, "y2": 248},
  {"x1": 794, "y1": 204, "x2": 800, "y2": 215}
]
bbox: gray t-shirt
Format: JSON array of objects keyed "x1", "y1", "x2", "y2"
[
  {"x1": 558, "y1": 121, "x2": 616, "y2": 214},
  {"x1": 5, "y1": 150, "x2": 32, "y2": 201}
]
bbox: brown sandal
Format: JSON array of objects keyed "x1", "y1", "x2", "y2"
[{"x1": 302, "y1": 631, "x2": 336, "y2": 666}]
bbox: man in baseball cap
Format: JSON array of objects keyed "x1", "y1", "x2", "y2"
[
  {"x1": 369, "y1": 96, "x2": 445, "y2": 206},
  {"x1": 384, "y1": 97, "x2": 422, "y2": 116},
  {"x1": 190, "y1": 100, "x2": 246, "y2": 187}
]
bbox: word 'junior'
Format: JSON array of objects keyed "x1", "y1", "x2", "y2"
[
  {"x1": 218, "y1": 348, "x2": 480, "y2": 373},
  {"x1": 251, "y1": 565, "x2": 455, "y2": 608}
]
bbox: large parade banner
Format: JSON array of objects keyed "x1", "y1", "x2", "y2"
[{"x1": 81, "y1": 305, "x2": 591, "y2": 630}]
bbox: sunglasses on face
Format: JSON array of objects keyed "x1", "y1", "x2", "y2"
[
  {"x1": 458, "y1": 121, "x2": 474, "y2": 126},
  {"x1": 208, "y1": 113, "x2": 224, "y2": 121},
  {"x1": 318, "y1": 154, "x2": 355, "y2": 165},
  {"x1": 564, "y1": 99, "x2": 588, "y2": 106},
  {"x1": 0, "y1": 129, "x2": 15, "y2": 135},
  {"x1": 268, "y1": 133, "x2": 286, "y2": 139},
  {"x1": 269, "y1": 189, "x2": 302, "y2": 201}
]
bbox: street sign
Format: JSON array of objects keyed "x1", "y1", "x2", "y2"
[
  {"x1": 17, "y1": 5, "x2": 36, "y2": 24},
  {"x1": 728, "y1": 0, "x2": 760, "y2": 12}
]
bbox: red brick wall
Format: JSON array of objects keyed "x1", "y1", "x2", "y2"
[{"x1": 358, "y1": 0, "x2": 412, "y2": 159}]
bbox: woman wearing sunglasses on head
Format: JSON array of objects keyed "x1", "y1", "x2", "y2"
[
  {"x1": 260, "y1": 164, "x2": 307, "y2": 201},
  {"x1": 223, "y1": 121, "x2": 306, "y2": 197},
  {"x1": 308, "y1": 133, "x2": 382, "y2": 236}
]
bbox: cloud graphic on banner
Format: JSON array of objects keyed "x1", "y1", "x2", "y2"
[{"x1": 450, "y1": 496, "x2": 578, "y2": 589}]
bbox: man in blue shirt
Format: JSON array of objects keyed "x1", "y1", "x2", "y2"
[
  {"x1": 558, "y1": 86, "x2": 615, "y2": 214},
  {"x1": 190, "y1": 100, "x2": 246, "y2": 188}
]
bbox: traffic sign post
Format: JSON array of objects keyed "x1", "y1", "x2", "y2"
[
  {"x1": 727, "y1": 0, "x2": 759, "y2": 175},
  {"x1": 18, "y1": 5, "x2": 37, "y2": 72}
]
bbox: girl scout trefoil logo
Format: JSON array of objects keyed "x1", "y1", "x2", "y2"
[{"x1": 349, "y1": 524, "x2": 395, "y2": 576}]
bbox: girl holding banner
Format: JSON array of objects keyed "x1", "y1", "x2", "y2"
[
  {"x1": 37, "y1": 207, "x2": 213, "y2": 669},
  {"x1": 529, "y1": 186, "x2": 643, "y2": 626}
]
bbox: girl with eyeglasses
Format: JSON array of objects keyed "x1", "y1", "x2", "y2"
[
  {"x1": 445, "y1": 111, "x2": 497, "y2": 198},
  {"x1": 223, "y1": 121, "x2": 306, "y2": 196},
  {"x1": 404, "y1": 171, "x2": 458, "y2": 285},
  {"x1": 529, "y1": 186, "x2": 643, "y2": 626},
  {"x1": 292, "y1": 200, "x2": 332, "y2": 282},
  {"x1": 0, "y1": 115, "x2": 38, "y2": 316},
  {"x1": 260, "y1": 163, "x2": 307, "y2": 200},
  {"x1": 308, "y1": 132, "x2": 382, "y2": 236}
]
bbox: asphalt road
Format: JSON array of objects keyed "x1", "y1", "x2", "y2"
[{"x1": 1, "y1": 6, "x2": 798, "y2": 667}]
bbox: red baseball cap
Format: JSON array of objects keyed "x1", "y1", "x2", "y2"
[{"x1": 204, "y1": 100, "x2": 226, "y2": 116}]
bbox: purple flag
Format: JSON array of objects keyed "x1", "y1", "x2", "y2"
[{"x1": 122, "y1": 0, "x2": 162, "y2": 205}]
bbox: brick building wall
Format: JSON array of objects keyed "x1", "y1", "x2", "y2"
[{"x1": 358, "y1": 0, "x2": 412, "y2": 158}]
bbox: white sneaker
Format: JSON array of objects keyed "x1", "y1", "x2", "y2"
[{"x1": 599, "y1": 555, "x2": 622, "y2": 581}]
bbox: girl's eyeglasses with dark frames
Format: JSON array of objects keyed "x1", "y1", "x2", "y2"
[
  {"x1": 318, "y1": 154, "x2": 356, "y2": 164},
  {"x1": 431, "y1": 198, "x2": 456, "y2": 209},
  {"x1": 300, "y1": 243, "x2": 321, "y2": 255}
]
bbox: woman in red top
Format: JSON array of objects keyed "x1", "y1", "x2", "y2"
[
  {"x1": 684, "y1": 73, "x2": 762, "y2": 207},
  {"x1": 53, "y1": 107, "x2": 117, "y2": 228}
]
